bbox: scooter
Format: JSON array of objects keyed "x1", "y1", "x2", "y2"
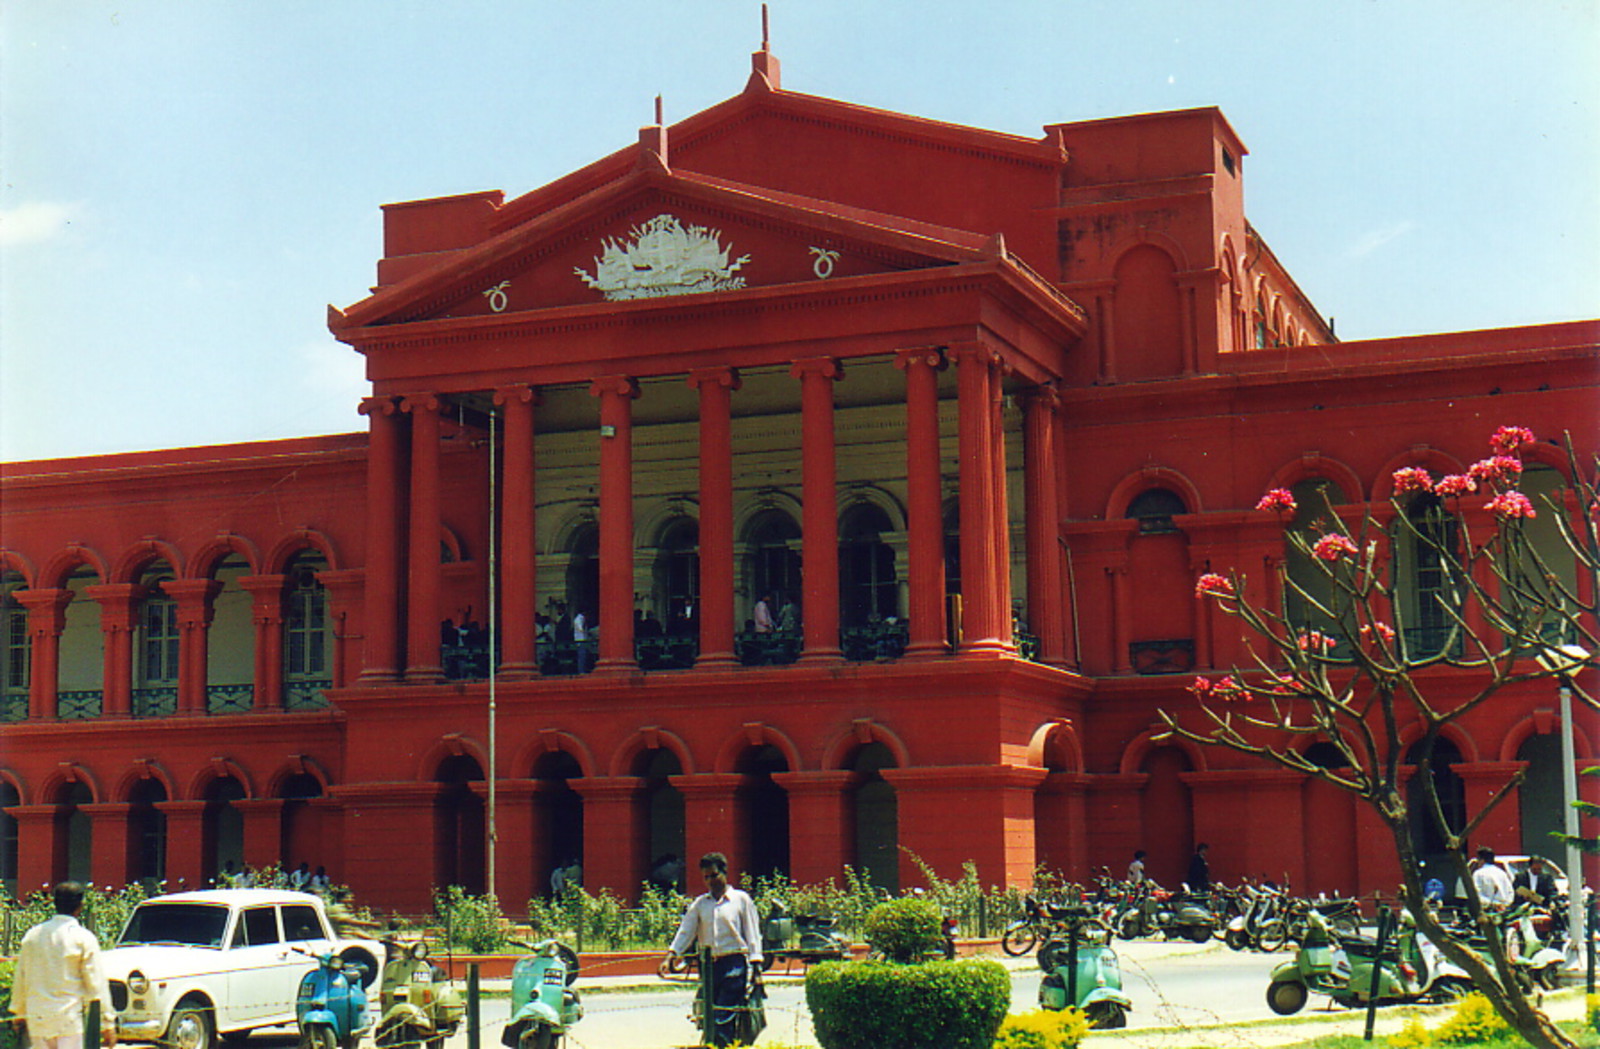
[
  {"x1": 1037, "y1": 903, "x2": 1133, "y2": 1029},
  {"x1": 375, "y1": 939, "x2": 465, "y2": 1049},
  {"x1": 1503, "y1": 901, "x2": 1566, "y2": 990},
  {"x1": 1266, "y1": 909, "x2": 1466, "y2": 1015},
  {"x1": 1224, "y1": 882, "x2": 1289, "y2": 952},
  {"x1": 1117, "y1": 881, "x2": 1215, "y2": 943},
  {"x1": 500, "y1": 941, "x2": 584, "y2": 1049},
  {"x1": 758, "y1": 900, "x2": 851, "y2": 971},
  {"x1": 295, "y1": 949, "x2": 374, "y2": 1049}
]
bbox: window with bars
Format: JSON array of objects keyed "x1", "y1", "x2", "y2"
[
  {"x1": 2, "y1": 592, "x2": 27, "y2": 698},
  {"x1": 283, "y1": 562, "x2": 328, "y2": 679},
  {"x1": 141, "y1": 593, "x2": 180, "y2": 685}
]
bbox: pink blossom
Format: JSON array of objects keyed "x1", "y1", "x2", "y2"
[
  {"x1": 1391, "y1": 467, "x2": 1434, "y2": 495},
  {"x1": 1212, "y1": 675, "x2": 1249, "y2": 702},
  {"x1": 1255, "y1": 488, "x2": 1297, "y2": 513},
  {"x1": 1187, "y1": 676, "x2": 1212, "y2": 697},
  {"x1": 1195, "y1": 573, "x2": 1235, "y2": 599},
  {"x1": 1489, "y1": 425, "x2": 1536, "y2": 456},
  {"x1": 1485, "y1": 491, "x2": 1537, "y2": 519},
  {"x1": 1269, "y1": 673, "x2": 1299, "y2": 695},
  {"x1": 1297, "y1": 630, "x2": 1335, "y2": 652},
  {"x1": 1468, "y1": 455, "x2": 1523, "y2": 488},
  {"x1": 1433, "y1": 474, "x2": 1476, "y2": 498},
  {"x1": 1312, "y1": 533, "x2": 1359, "y2": 562},
  {"x1": 1360, "y1": 621, "x2": 1396, "y2": 643}
]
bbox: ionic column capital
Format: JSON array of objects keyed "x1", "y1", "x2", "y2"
[
  {"x1": 790, "y1": 356, "x2": 843, "y2": 381},
  {"x1": 400, "y1": 393, "x2": 442, "y2": 414},
  {"x1": 589, "y1": 375, "x2": 641, "y2": 400},
  {"x1": 493, "y1": 384, "x2": 542, "y2": 408},
  {"x1": 687, "y1": 365, "x2": 743, "y2": 391},
  {"x1": 358, "y1": 395, "x2": 401, "y2": 418},
  {"x1": 893, "y1": 346, "x2": 946, "y2": 372}
]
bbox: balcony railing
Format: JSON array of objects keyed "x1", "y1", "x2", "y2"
[
  {"x1": 57, "y1": 690, "x2": 104, "y2": 719},
  {"x1": 207, "y1": 684, "x2": 254, "y2": 715},
  {"x1": 132, "y1": 687, "x2": 178, "y2": 718},
  {"x1": 841, "y1": 621, "x2": 908, "y2": 662},
  {"x1": 1402, "y1": 625, "x2": 1463, "y2": 661},
  {"x1": 284, "y1": 680, "x2": 330, "y2": 710},
  {"x1": 1, "y1": 691, "x2": 26, "y2": 723},
  {"x1": 1129, "y1": 639, "x2": 1196, "y2": 675}
]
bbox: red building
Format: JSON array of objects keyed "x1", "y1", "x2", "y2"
[{"x1": 3, "y1": 44, "x2": 1596, "y2": 912}]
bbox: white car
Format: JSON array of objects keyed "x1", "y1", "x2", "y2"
[{"x1": 103, "y1": 889, "x2": 385, "y2": 1049}]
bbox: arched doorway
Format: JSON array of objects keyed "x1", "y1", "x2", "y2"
[
  {"x1": 848, "y1": 742, "x2": 898, "y2": 894},
  {"x1": 839, "y1": 504, "x2": 898, "y2": 629},
  {"x1": 203, "y1": 776, "x2": 246, "y2": 885},
  {"x1": 1517, "y1": 732, "x2": 1563, "y2": 862},
  {"x1": 128, "y1": 778, "x2": 167, "y2": 887},
  {"x1": 563, "y1": 524, "x2": 600, "y2": 634},
  {"x1": 435, "y1": 755, "x2": 485, "y2": 893},
  {"x1": 736, "y1": 745, "x2": 789, "y2": 881},
  {"x1": 0, "y1": 780, "x2": 18, "y2": 896},
  {"x1": 637, "y1": 748, "x2": 685, "y2": 893},
  {"x1": 533, "y1": 751, "x2": 584, "y2": 896},
  {"x1": 743, "y1": 510, "x2": 801, "y2": 622},
  {"x1": 279, "y1": 772, "x2": 324, "y2": 872},
  {"x1": 1406, "y1": 736, "x2": 1465, "y2": 888}
]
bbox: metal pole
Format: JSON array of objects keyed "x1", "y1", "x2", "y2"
[
  {"x1": 466, "y1": 963, "x2": 481, "y2": 1049},
  {"x1": 85, "y1": 998, "x2": 102, "y2": 1049},
  {"x1": 1559, "y1": 678, "x2": 1584, "y2": 970},
  {"x1": 1363, "y1": 907, "x2": 1391, "y2": 1042},
  {"x1": 488, "y1": 411, "x2": 498, "y2": 905},
  {"x1": 700, "y1": 946, "x2": 715, "y2": 1047}
]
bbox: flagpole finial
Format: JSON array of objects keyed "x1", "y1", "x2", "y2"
[
  {"x1": 761, "y1": 3, "x2": 770, "y2": 52},
  {"x1": 654, "y1": 94, "x2": 664, "y2": 126}
]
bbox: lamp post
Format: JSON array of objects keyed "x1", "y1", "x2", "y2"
[{"x1": 1537, "y1": 642, "x2": 1589, "y2": 969}]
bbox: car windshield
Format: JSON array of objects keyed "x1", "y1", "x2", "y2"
[{"x1": 118, "y1": 903, "x2": 231, "y2": 948}]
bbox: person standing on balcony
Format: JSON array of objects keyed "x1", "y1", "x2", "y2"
[
  {"x1": 11, "y1": 881, "x2": 116, "y2": 1049},
  {"x1": 752, "y1": 594, "x2": 775, "y2": 634}
]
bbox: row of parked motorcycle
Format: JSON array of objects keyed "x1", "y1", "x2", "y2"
[{"x1": 294, "y1": 937, "x2": 581, "y2": 1049}]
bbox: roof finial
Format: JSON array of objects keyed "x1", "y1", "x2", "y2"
[
  {"x1": 748, "y1": 2, "x2": 781, "y2": 91},
  {"x1": 655, "y1": 94, "x2": 664, "y2": 126},
  {"x1": 761, "y1": 2, "x2": 770, "y2": 52}
]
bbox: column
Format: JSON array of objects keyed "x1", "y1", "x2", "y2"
[
  {"x1": 590, "y1": 377, "x2": 640, "y2": 672},
  {"x1": 233, "y1": 798, "x2": 286, "y2": 872},
  {"x1": 881, "y1": 765, "x2": 1046, "y2": 889},
  {"x1": 328, "y1": 783, "x2": 442, "y2": 915},
  {"x1": 792, "y1": 357, "x2": 843, "y2": 661},
  {"x1": 771, "y1": 770, "x2": 853, "y2": 886},
  {"x1": 155, "y1": 800, "x2": 208, "y2": 892},
  {"x1": 165, "y1": 579, "x2": 221, "y2": 715},
  {"x1": 80, "y1": 803, "x2": 133, "y2": 888},
  {"x1": 403, "y1": 394, "x2": 444, "y2": 682},
  {"x1": 489, "y1": 780, "x2": 540, "y2": 906},
  {"x1": 238, "y1": 576, "x2": 286, "y2": 710},
  {"x1": 358, "y1": 396, "x2": 404, "y2": 683},
  {"x1": 10, "y1": 805, "x2": 60, "y2": 894},
  {"x1": 953, "y1": 347, "x2": 1004, "y2": 652},
  {"x1": 671, "y1": 773, "x2": 744, "y2": 877},
  {"x1": 1022, "y1": 387, "x2": 1066, "y2": 664},
  {"x1": 990, "y1": 361, "x2": 1015, "y2": 648},
  {"x1": 689, "y1": 367, "x2": 741, "y2": 667},
  {"x1": 316, "y1": 570, "x2": 364, "y2": 689},
  {"x1": 572, "y1": 776, "x2": 648, "y2": 899},
  {"x1": 85, "y1": 583, "x2": 144, "y2": 718},
  {"x1": 894, "y1": 349, "x2": 947, "y2": 658},
  {"x1": 495, "y1": 386, "x2": 541, "y2": 679},
  {"x1": 15, "y1": 589, "x2": 70, "y2": 720}
]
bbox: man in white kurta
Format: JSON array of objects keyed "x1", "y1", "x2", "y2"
[
  {"x1": 668, "y1": 853, "x2": 763, "y2": 1047},
  {"x1": 11, "y1": 882, "x2": 116, "y2": 1049}
]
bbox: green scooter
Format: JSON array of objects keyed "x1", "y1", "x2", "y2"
[
  {"x1": 1037, "y1": 903, "x2": 1133, "y2": 1029},
  {"x1": 375, "y1": 939, "x2": 464, "y2": 1049},
  {"x1": 1266, "y1": 909, "x2": 1453, "y2": 1015},
  {"x1": 500, "y1": 941, "x2": 583, "y2": 1049}
]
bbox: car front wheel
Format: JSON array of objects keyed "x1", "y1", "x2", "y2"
[{"x1": 167, "y1": 1005, "x2": 217, "y2": 1049}]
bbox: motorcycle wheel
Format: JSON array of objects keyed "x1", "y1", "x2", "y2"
[
  {"x1": 1116, "y1": 911, "x2": 1143, "y2": 941},
  {"x1": 1182, "y1": 924, "x2": 1212, "y2": 944},
  {"x1": 1084, "y1": 1001, "x2": 1127, "y2": 1029},
  {"x1": 298, "y1": 1028, "x2": 335, "y2": 1049},
  {"x1": 1224, "y1": 927, "x2": 1249, "y2": 952},
  {"x1": 1001, "y1": 922, "x2": 1039, "y2": 956},
  {"x1": 1430, "y1": 977, "x2": 1471, "y2": 1003},
  {"x1": 1266, "y1": 980, "x2": 1308, "y2": 1016},
  {"x1": 1256, "y1": 920, "x2": 1289, "y2": 954},
  {"x1": 1534, "y1": 965, "x2": 1560, "y2": 991},
  {"x1": 518, "y1": 1026, "x2": 558, "y2": 1049}
]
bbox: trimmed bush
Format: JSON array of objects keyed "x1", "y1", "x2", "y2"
[
  {"x1": 992, "y1": 1009, "x2": 1090, "y2": 1049},
  {"x1": 861, "y1": 896, "x2": 944, "y2": 962},
  {"x1": 806, "y1": 958, "x2": 1009, "y2": 1049},
  {"x1": 1434, "y1": 992, "x2": 1510, "y2": 1045}
]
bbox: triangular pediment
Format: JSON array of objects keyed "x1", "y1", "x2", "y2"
[{"x1": 332, "y1": 168, "x2": 992, "y2": 331}]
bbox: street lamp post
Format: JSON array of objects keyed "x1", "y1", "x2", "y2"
[{"x1": 1537, "y1": 643, "x2": 1589, "y2": 969}]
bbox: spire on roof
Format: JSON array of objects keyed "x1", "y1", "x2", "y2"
[
  {"x1": 748, "y1": 2, "x2": 781, "y2": 91},
  {"x1": 638, "y1": 94, "x2": 668, "y2": 172}
]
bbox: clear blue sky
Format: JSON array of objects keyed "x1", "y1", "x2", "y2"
[{"x1": 4, "y1": 1, "x2": 1596, "y2": 462}]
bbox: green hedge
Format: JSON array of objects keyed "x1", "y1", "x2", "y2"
[
  {"x1": 806, "y1": 958, "x2": 1010, "y2": 1049},
  {"x1": 861, "y1": 896, "x2": 945, "y2": 962}
]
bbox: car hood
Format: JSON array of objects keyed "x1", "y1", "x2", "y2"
[{"x1": 102, "y1": 943, "x2": 233, "y2": 978}]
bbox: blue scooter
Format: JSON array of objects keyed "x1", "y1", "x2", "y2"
[
  {"x1": 500, "y1": 940, "x2": 583, "y2": 1049},
  {"x1": 1037, "y1": 903, "x2": 1133, "y2": 1029},
  {"x1": 295, "y1": 949, "x2": 374, "y2": 1049}
]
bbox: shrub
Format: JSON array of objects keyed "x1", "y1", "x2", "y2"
[
  {"x1": 806, "y1": 958, "x2": 1009, "y2": 1049},
  {"x1": 1589, "y1": 994, "x2": 1599, "y2": 1034},
  {"x1": 1386, "y1": 1016, "x2": 1432, "y2": 1049},
  {"x1": 862, "y1": 897, "x2": 945, "y2": 962},
  {"x1": 992, "y1": 1009, "x2": 1090, "y2": 1049},
  {"x1": 433, "y1": 886, "x2": 507, "y2": 953},
  {"x1": 1434, "y1": 992, "x2": 1510, "y2": 1045},
  {"x1": 0, "y1": 958, "x2": 18, "y2": 1049}
]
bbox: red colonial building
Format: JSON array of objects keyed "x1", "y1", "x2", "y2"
[{"x1": 3, "y1": 44, "x2": 1596, "y2": 912}]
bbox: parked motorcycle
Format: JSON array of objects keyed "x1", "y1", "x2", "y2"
[
  {"x1": 1117, "y1": 881, "x2": 1215, "y2": 943},
  {"x1": 1266, "y1": 909, "x2": 1471, "y2": 1015},
  {"x1": 295, "y1": 949, "x2": 373, "y2": 1049},
  {"x1": 375, "y1": 940, "x2": 464, "y2": 1049},
  {"x1": 1224, "y1": 882, "x2": 1289, "y2": 952},
  {"x1": 1037, "y1": 903, "x2": 1133, "y2": 1029},
  {"x1": 758, "y1": 900, "x2": 851, "y2": 971},
  {"x1": 500, "y1": 940, "x2": 583, "y2": 1049}
]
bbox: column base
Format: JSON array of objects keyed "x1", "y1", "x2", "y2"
[
  {"x1": 403, "y1": 666, "x2": 444, "y2": 684},
  {"x1": 693, "y1": 651, "x2": 739, "y2": 669},
  {"x1": 496, "y1": 664, "x2": 539, "y2": 682},
  {"x1": 592, "y1": 659, "x2": 638, "y2": 676},
  {"x1": 901, "y1": 642, "x2": 950, "y2": 660},
  {"x1": 798, "y1": 648, "x2": 844, "y2": 664},
  {"x1": 356, "y1": 669, "x2": 401, "y2": 685}
]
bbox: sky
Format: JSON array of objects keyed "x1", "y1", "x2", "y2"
[{"x1": 3, "y1": 1, "x2": 1596, "y2": 463}]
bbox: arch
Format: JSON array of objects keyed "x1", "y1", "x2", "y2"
[
  {"x1": 185, "y1": 534, "x2": 263, "y2": 578},
  {"x1": 1106, "y1": 468, "x2": 1204, "y2": 520},
  {"x1": 714, "y1": 723, "x2": 804, "y2": 775},
  {"x1": 637, "y1": 499, "x2": 701, "y2": 548},
  {"x1": 0, "y1": 551, "x2": 37, "y2": 589},
  {"x1": 1119, "y1": 729, "x2": 1208, "y2": 775},
  {"x1": 820, "y1": 720, "x2": 912, "y2": 771},
  {"x1": 0, "y1": 768, "x2": 26, "y2": 806},
  {"x1": 1371, "y1": 448, "x2": 1469, "y2": 502},
  {"x1": 1397, "y1": 720, "x2": 1480, "y2": 766},
  {"x1": 39, "y1": 762, "x2": 102, "y2": 806},
  {"x1": 837, "y1": 485, "x2": 907, "y2": 534},
  {"x1": 264, "y1": 529, "x2": 340, "y2": 574},
  {"x1": 39, "y1": 545, "x2": 110, "y2": 590},
  {"x1": 517, "y1": 729, "x2": 597, "y2": 780},
  {"x1": 1106, "y1": 229, "x2": 1192, "y2": 273},
  {"x1": 608, "y1": 727, "x2": 697, "y2": 777},
  {"x1": 1026, "y1": 719, "x2": 1085, "y2": 773},
  {"x1": 415, "y1": 733, "x2": 491, "y2": 783},
  {"x1": 265, "y1": 754, "x2": 333, "y2": 799},
  {"x1": 112, "y1": 760, "x2": 178, "y2": 804},
  {"x1": 1266, "y1": 457, "x2": 1364, "y2": 505},
  {"x1": 733, "y1": 490, "x2": 805, "y2": 539},
  {"x1": 185, "y1": 758, "x2": 256, "y2": 802},
  {"x1": 1500, "y1": 710, "x2": 1593, "y2": 762},
  {"x1": 546, "y1": 505, "x2": 600, "y2": 555},
  {"x1": 1518, "y1": 440, "x2": 1575, "y2": 480},
  {"x1": 111, "y1": 539, "x2": 186, "y2": 585}
]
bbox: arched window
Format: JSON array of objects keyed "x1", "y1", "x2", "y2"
[
  {"x1": 653, "y1": 516, "x2": 699, "y2": 632},
  {"x1": 138, "y1": 568, "x2": 179, "y2": 688},
  {"x1": 1, "y1": 573, "x2": 27, "y2": 722},
  {"x1": 563, "y1": 522, "x2": 600, "y2": 629},
  {"x1": 1284, "y1": 479, "x2": 1345, "y2": 649},
  {"x1": 839, "y1": 503, "x2": 898, "y2": 628},
  {"x1": 128, "y1": 778, "x2": 168, "y2": 885},
  {"x1": 283, "y1": 552, "x2": 330, "y2": 709},
  {"x1": 0, "y1": 780, "x2": 19, "y2": 895},
  {"x1": 637, "y1": 748, "x2": 684, "y2": 891},
  {"x1": 533, "y1": 751, "x2": 584, "y2": 897},
  {"x1": 743, "y1": 509, "x2": 801, "y2": 615},
  {"x1": 1395, "y1": 492, "x2": 1461, "y2": 659},
  {"x1": 850, "y1": 742, "x2": 899, "y2": 894},
  {"x1": 736, "y1": 744, "x2": 790, "y2": 880},
  {"x1": 1126, "y1": 488, "x2": 1187, "y2": 535},
  {"x1": 203, "y1": 776, "x2": 246, "y2": 885},
  {"x1": 56, "y1": 781, "x2": 94, "y2": 884},
  {"x1": 1509, "y1": 465, "x2": 1578, "y2": 643}
]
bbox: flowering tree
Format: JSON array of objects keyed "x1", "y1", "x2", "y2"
[{"x1": 1167, "y1": 426, "x2": 1596, "y2": 1049}]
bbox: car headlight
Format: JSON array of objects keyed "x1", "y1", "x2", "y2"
[{"x1": 128, "y1": 973, "x2": 150, "y2": 995}]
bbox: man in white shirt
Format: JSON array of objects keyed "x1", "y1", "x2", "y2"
[
  {"x1": 11, "y1": 882, "x2": 116, "y2": 1049},
  {"x1": 1471, "y1": 847, "x2": 1514, "y2": 910},
  {"x1": 572, "y1": 609, "x2": 592, "y2": 673},
  {"x1": 667, "y1": 852, "x2": 763, "y2": 1047},
  {"x1": 1126, "y1": 849, "x2": 1147, "y2": 884}
]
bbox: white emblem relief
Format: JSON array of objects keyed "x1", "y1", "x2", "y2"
[
  {"x1": 484, "y1": 281, "x2": 510, "y2": 313},
  {"x1": 809, "y1": 247, "x2": 840, "y2": 279},
  {"x1": 574, "y1": 214, "x2": 751, "y2": 300}
]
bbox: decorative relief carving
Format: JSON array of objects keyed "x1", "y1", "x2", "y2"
[
  {"x1": 809, "y1": 246, "x2": 840, "y2": 279},
  {"x1": 575, "y1": 214, "x2": 750, "y2": 300},
  {"x1": 483, "y1": 281, "x2": 510, "y2": 313}
]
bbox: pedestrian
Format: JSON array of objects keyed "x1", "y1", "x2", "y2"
[
  {"x1": 1513, "y1": 856, "x2": 1557, "y2": 907},
  {"x1": 11, "y1": 881, "x2": 117, "y2": 1049},
  {"x1": 1127, "y1": 849, "x2": 1147, "y2": 884},
  {"x1": 1185, "y1": 843, "x2": 1211, "y2": 894},
  {"x1": 1471, "y1": 846, "x2": 1513, "y2": 910},
  {"x1": 667, "y1": 852, "x2": 763, "y2": 1047}
]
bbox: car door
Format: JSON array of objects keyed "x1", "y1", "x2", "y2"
[{"x1": 224, "y1": 905, "x2": 302, "y2": 1029}]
